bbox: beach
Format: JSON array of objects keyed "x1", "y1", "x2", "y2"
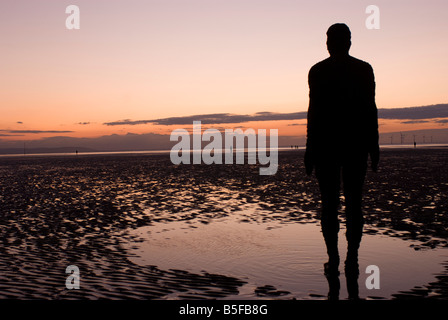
[{"x1": 0, "y1": 148, "x2": 447, "y2": 299}]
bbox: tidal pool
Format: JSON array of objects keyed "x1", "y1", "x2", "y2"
[{"x1": 124, "y1": 212, "x2": 448, "y2": 300}]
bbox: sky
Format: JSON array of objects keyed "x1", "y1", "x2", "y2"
[{"x1": 1, "y1": 0, "x2": 447, "y2": 148}]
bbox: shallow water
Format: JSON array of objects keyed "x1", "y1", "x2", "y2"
[{"x1": 124, "y1": 210, "x2": 448, "y2": 300}]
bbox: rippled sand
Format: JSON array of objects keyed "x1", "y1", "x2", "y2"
[{"x1": 0, "y1": 148, "x2": 447, "y2": 299}]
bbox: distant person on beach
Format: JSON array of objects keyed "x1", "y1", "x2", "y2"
[{"x1": 304, "y1": 23, "x2": 379, "y2": 296}]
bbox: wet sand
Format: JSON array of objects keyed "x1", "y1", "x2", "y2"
[{"x1": 0, "y1": 148, "x2": 447, "y2": 299}]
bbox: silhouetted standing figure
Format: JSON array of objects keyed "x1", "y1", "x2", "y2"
[{"x1": 305, "y1": 24, "x2": 379, "y2": 299}]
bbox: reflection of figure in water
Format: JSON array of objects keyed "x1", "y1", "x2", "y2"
[{"x1": 305, "y1": 23, "x2": 379, "y2": 299}]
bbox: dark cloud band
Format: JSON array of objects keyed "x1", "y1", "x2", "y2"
[
  {"x1": 0, "y1": 130, "x2": 74, "y2": 134},
  {"x1": 103, "y1": 104, "x2": 448, "y2": 126}
]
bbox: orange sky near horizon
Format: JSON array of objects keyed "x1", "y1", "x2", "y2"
[{"x1": 1, "y1": 0, "x2": 448, "y2": 142}]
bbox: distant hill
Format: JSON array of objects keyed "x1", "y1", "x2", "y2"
[
  {"x1": 0, "y1": 127, "x2": 447, "y2": 155},
  {"x1": 0, "y1": 132, "x2": 171, "y2": 155}
]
